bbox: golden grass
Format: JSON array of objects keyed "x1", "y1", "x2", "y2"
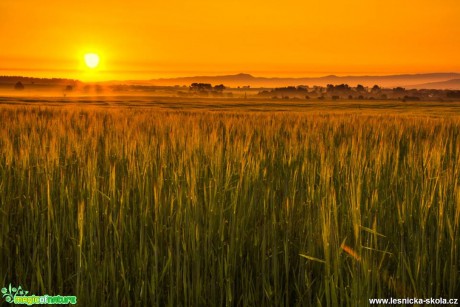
[{"x1": 0, "y1": 103, "x2": 459, "y2": 305}]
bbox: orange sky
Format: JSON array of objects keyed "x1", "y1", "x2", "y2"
[{"x1": 1, "y1": 0, "x2": 459, "y2": 81}]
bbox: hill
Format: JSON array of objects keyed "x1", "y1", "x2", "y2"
[
  {"x1": 142, "y1": 73, "x2": 460, "y2": 88},
  {"x1": 410, "y1": 78, "x2": 460, "y2": 90},
  {"x1": 3, "y1": 73, "x2": 460, "y2": 90},
  {"x1": 0, "y1": 76, "x2": 81, "y2": 86}
]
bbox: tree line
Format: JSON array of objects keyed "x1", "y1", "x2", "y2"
[{"x1": 258, "y1": 84, "x2": 460, "y2": 101}]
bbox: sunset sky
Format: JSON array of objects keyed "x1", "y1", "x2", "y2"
[{"x1": 1, "y1": 0, "x2": 459, "y2": 81}]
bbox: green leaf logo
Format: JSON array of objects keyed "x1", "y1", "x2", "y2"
[{"x1": 1, "y1": 284, "x2": 29, "y2": 304}]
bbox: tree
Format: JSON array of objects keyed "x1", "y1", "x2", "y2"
[
  {"x1": 14, "y1": 81, "x2": 24, "y2": 90},
  {"x1": 447, "y1": 91, "x2": 460, "y2": 99},
  {"x1": 297, "y1": 85, "x2": 308, "y2": 92},
  {"x1": 335, "y1": 84, "x2": 350, "y2": 92},
  {"x1": 356, "y1": 84, "x2": 365, "y2": 92},
  {"x1": 393, "y1": 87, "x2": 406, "y2": 93},
  {"x1": 213, "y1": 84, "x2": 226, "y2": 91},
  {"x1": 190, "y1": 83, "x2": 212, "y2": 91},
  {"x1": 371, "y1": 85, "x2": 381, "y2": 93}
]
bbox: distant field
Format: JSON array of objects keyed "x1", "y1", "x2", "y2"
[
  {"x1": 0, "y1": 99, "x2": 459, "y2": 305},
  {"x1": 1, "y1": 95, "x2": 460, "y2": 116}
]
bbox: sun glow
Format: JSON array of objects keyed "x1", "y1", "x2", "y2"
[{"x1": 84, "y1": 53, "x2": 100, "y2": 69}]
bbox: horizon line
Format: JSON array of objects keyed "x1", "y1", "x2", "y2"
[{"x1": 1, "y1": 70, "x2": 460, "y2": 82}]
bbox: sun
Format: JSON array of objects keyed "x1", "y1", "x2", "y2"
[{"x1": 84, "y1": 53, "x2": 100, "y2": 69}]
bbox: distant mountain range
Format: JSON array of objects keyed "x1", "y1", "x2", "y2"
[
  {"x1": 0, "y1": 76, "x2": 81, "y2": 85},
  {"x1": 410, "y1": 78, "x2": 460, "y2": 90},
  {"x1": 142, "y1": 73, "x2": 460, "y2": 89},
  {"x1": 2, "y1": 73, "x2": 460, "y2": 90}
]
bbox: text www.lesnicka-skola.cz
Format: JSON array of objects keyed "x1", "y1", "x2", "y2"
[{"x1": 369, "y1": 297, "x2": 458, "y2": 305}]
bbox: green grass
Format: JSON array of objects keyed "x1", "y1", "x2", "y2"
[{"x1": 0, "y1": 104, "x2": 459, "y2": 306}]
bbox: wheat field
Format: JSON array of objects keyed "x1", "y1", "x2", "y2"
[{"x1": 0, "y1": 104, "x2": 459, "y2": 306}]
